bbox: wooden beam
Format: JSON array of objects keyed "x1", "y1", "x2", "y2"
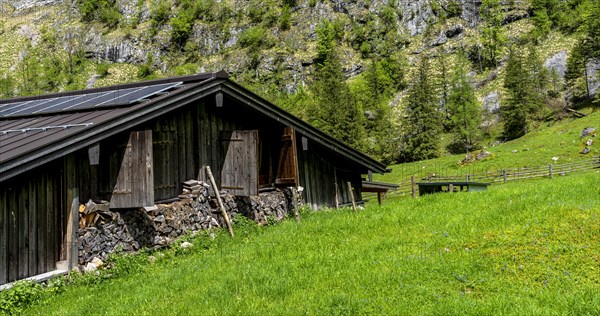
[
  {"x1": 66, "y1": 188, "x2": 79, "y2": 271},
  {"x1": 347, "y1": 181, "x2": 356, "y2": 212},
  {"x1": 205, "y1": 166, "x2": 234, "y2": 238}
]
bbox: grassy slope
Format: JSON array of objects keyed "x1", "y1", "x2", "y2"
[
  {"x1": 377, "y1": 111, "x2": 600, "y2": 183},
  {"x1": 25, "y1": 172, "x2": 600, "y2": 315}
]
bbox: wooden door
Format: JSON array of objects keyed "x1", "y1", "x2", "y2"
[
  {"x1": 110, "y1": 130, "x2": 154, "y2": 208},
  {"x1": 275, "y1": 127, "x2": 299, "y2": 187},
  {"x1": 220, "y1": 130, "x2": 258, "y2": 196}
]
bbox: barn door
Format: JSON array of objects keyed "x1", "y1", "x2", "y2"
[
  {"x1": 275, "y1": 127, "x2": 299, "y2": 187},
  {"x1": 110, "y1": 130, "x2": 154, "y2": 208},
  {"x1": 220, "y1": 130, "x2": 258, "y2": 196}
]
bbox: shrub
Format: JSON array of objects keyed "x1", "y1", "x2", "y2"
[
  {"x1": 0, "y1": 281, "x2": 45, "y2": 315},
  {"x1": 280, "y1": 5, "x2": 291, "y2": 30}
]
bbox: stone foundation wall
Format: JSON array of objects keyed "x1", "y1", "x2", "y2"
[{"x1": 78, "y1": 183, "x2": 299, "y2": 265}]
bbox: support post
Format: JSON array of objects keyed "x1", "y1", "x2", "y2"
[
  {"x1": 334, "y1": 168, "x2": 339, "y2": 209},
  {"x1": 377, "y1": 192, "x2": 382, "y2": 206},
  {"x1": 503, "y1": 169, "x2": 507, "y2": 183},
  {"x1": 205, "y1": 166, "x2": 234, "y2": 238},
  {"x1": 448, "y1": 184, "x2": 454, "y2": 193},
  {"x1": 66, "y1": 188, "x2": 79, "y2": 271},
  {"x1": 292, "y1": 188, "x2": 301, "y2": 224},
  {"x1": 347, "y1": 181, "x2": 356, "y2": 212},
  {"x1": 411, "y1": 176, "x2": 416, "y2": 198},
  {"x1": 549, "y1": 164, "x2": 553, "y2": 179}
]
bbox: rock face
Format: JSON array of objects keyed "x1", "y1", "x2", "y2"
[
  {"x1": 544, "y1": 50, "x2": 567, "y2": 79},
  {"x1": 78, "y1": 182, "x2": 300, "y2": 266},
  {"x1": 483, "y1": 91, "x2": 500, "y2": 113}
]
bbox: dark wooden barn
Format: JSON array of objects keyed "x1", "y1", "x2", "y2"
[{"x1": 0, "y1": 71, "x2": 388, "y2": 285}]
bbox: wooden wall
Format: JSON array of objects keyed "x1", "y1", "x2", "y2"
[
  {"x1": 0, "y1": 160, "x2": 66, "y2": 285},
  {"x1": 297, "y1": 136, "x2": 362, "y2": 210}
]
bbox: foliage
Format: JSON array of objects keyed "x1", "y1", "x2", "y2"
[
  {"x1": 169, "y1": 11, "x2": 195, "y2": 48},
  {"x1": 0, "y1": 281, "x2": 45, "y2": 315},
  {"x1": 310, "y1": 54, "x2": 366, "y2": 150},
  {"x1": 479, "y1": 0, "x2": 505, "y2": 69},
  {"x1": 280, "y1": 5, "x2": 292, "y2": 30},
  {"x1": 446, "y1": 53, "x2": 482, "y2": 153},
  {"x1": 77, "y1": 0, "x2": 121, "y2": 28},
  {"x1": 400, "y1": 58, "x2": 441, "y2": 162}
]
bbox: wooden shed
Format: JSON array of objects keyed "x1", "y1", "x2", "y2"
[{"x1": 0, "y1": 71, "x2": 388, "y2": 285}]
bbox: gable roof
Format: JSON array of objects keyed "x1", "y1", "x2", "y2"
[{"x1": 0, "y1": 71, "x2": 387, "y2": 182}]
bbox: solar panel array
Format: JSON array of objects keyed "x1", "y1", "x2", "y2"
[{"x1": 0, "y1": 82, "x2": 182, "y2": 118}]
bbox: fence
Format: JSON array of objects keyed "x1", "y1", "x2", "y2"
[{"x1": 364, "y1": 156, "x2": 600, "y2": 200}]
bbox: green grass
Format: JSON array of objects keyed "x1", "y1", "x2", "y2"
[
  {"x1": 23, "y1": 172, "x2": 600, "y2": 315},
  {"x1": 377, "y1": 111, "x2": 600, "y2": 183}
]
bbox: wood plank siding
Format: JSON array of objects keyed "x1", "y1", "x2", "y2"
[
  {"x1": 297, "y1": 136, "x2": 362, "y2": 209},
  {"x1": 0, "y1": 160, "x2": 65, "y2": 284}
]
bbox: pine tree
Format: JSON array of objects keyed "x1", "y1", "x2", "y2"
[
  {"x1": 480, "y1": 0, "x2": 506, "y2": 68},
  {"x1": 309, "y1": 21, "x2": 366, "y2": 150},
  {"x1": 501, "y1": 48, "x2": 539, "y2": 140},
  {"x1": 447, "y1": 53, "x2": 481, "y2": 153},
  {"x1": 400, "y1": 58, "x2": 441, "y2": 162}
]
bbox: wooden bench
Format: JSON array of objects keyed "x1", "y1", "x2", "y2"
[
  {"x1": 417, "y1": 181, "x2": 490, "y2": 195},
  {"x1": 361, "y1": 181, "x2": 399, "y2": 205}
]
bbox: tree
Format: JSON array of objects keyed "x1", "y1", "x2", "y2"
[
  {"x1": 308, "y1": 21, "x2": 366, "y2": 150},
  {"x1": 501, "y1": 48, "x2": 541, "y2": 140},
  {"x1": 400, "y1": 58, "x2": 441, "y2": 162},
  {"x1": 480, "y1": 0, "x2": 505, "y2": 68},
  {"x1": 447, "y1": 53, "x2": 481, "y2": 153}
]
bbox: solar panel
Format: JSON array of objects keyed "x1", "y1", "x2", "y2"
[{"x1": 0, "y1": 82, "x2": 182, "y2": 118}]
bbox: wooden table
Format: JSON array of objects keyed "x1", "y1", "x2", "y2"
[
  {"x1": 361, "y1": 181, "x2": 399, "y2": 205},
  {"x1": 417, "y1": 181, "x2": 490, "y2": 195}
]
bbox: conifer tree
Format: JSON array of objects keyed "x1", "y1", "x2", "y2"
[
  {"x1": 501, "y1": 48, "x2": 541, "y2": 140},
  {"x1": 480, "y1": 0, "x2": 505, "y2": 68},
  {"x1": 309, "y1": 21, "x2": 366, "y2": 150},
  {"x1": 447, "y1": 53, "x2": 481, "y2": 153},
  {"x1": 400, "y1": 58, "x2": 441, "y2": 162}
]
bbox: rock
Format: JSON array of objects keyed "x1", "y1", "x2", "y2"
[
  {"x1": 581, "y1": 127, "x2": 596, "y2": 138},
  {"x1": 483, "y1": 91, "x2": 500, "y2": 113},
  {"x1": 181, "y1": 242, "x2": 193, "y2": 249},
  {"x1": 91, "y1": 257, "x2": 104, "y2": 267},
  {"x1": 586, "y1": 139, "x2": 593, "y2": 146},
  {"x1": 512, "y1": 150, "x2": 518, "y2": 153},
  {"x1": 430, "y1": 32, "x2": 447, "y2": 47},
  {"x1": 86, "y1": 74, "x2": 100, "y2": 89},
  {"x1": 154, "y1": 215, "x2": 165, "y2": 223},
  {"x1": 586, "y1": 60, "x2": 600, "y2": 97},
  {"x1": 551, "y1": 157, "x2": 559, "y2": 162},
  {"x1": 544, "y1": 50, "x2": 567, "y2": 79},
  {"x1": 148, "y1": 256, "x2": 157, "y2": 263},
  {"x1": 445, "y1": 24, "x2": 464, "y2": 39},
  {"x1": 84, "y1": 262, "x2": 98, "y2": 273},
  {"x1": 581, "y1": 147, "x2": 591, "y2": 154}
]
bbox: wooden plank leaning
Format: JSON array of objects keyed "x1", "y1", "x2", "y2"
[
  {"x1": 205, "y1": 166, "x2": 235, "y2": 238},
  {"x1": 347, "y1": 181, "x2": 356, "y2": 212}
]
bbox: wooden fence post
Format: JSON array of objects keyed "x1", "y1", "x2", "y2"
[
  {"x1": 503, "y1": 169, "x2": 507, "y2": 183},
  {"x1": 205, "y1": 166, "x2": 234, "y2": 238},
  {"x1": 549, "y1": 164, "x2": 553, "y2": 179},
  {"x1": 347, "y1": 182, "x2": 356, "y2": 212},
  {"x1": 411, "y1": 176, "x2": 416, "y2": 198}
]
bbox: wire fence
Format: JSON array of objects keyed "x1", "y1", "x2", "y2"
[{"x1": 364, "y1": 156, "x2": 600, "y2": 200}]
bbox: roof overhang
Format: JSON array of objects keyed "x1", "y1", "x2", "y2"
[{"x1": 0, "y1": 73, "x2": 388, "y2": 182}]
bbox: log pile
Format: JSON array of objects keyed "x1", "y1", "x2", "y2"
[{"x1": 77, "y1": 181, "x2": 300, "y2": 265}]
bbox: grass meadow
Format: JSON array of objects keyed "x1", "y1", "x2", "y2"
[
  {"x1": 376, "y1": 111, "x2": 600, "y2": 183},
  {"x1": 23, "y1": 171, "x2": 600, "y2": 315}
]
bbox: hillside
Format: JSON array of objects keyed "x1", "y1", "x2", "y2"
[
  {"x1": 1, "y1": 0, "x2": 598, "y2": 163},
  {"x1": 375, "y1": 110, "x2": 600, "y2": 183},
  {"x1": 15, "y1": 171, "x2": 600, "y2": 315}
]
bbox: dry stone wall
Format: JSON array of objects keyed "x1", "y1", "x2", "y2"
[{"x1": 78, "y1": 182, "x2": 299, "y2": 266}]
